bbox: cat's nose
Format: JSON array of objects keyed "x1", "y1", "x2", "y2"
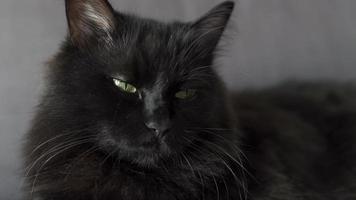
[{"x1": 144, "y1": 120, "x2": 171, "y2": 138}]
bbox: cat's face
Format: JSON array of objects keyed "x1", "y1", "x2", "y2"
[{"x1": 56, "y1": 0, "x2": 234, "y2": 166}]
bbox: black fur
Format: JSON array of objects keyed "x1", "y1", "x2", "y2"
[
  {"x1": 23, "y1": 0, "x2": 356, "y2": 199},
  {"x1": 235, "y1": 82, "x2": 356, "y2": 199}
]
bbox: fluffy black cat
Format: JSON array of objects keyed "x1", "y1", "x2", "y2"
[{"x1": 23, "y1": 0, "x2": 356, "y2": 200}]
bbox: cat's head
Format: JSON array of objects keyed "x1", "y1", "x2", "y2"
[{"x1": 51, "y1": 0, "x2": 235, "y2": 166}]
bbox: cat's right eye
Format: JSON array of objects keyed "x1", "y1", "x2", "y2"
[{"x1": 113, "y1": 79, "x2": 137, "y2": 94}]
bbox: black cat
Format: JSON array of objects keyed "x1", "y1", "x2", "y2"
[{"x1": 23, "y1": 0, "x2": 356, "y2": 199}]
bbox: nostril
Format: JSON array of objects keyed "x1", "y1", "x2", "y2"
[
  {"x1": 144, "y1": 121, "x2": 171, "y2": 138},
  {"x1": 144, "y1": 121, "x2": 156, "y2": 131},
  {"x1": 144, "y1": 122, "x2": 158, "y2": 134}
]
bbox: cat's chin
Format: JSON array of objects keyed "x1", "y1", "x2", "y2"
[{"x1": 129, "y1": 152, "x2": 164, "y2": 167}]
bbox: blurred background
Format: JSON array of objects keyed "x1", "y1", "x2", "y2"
[{"x1": 0, "y1": 0, "x2": 355, "y2": 198}]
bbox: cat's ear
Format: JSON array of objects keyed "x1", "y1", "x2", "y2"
[
  {"x1": 65, "y1": 0, "x2": 116, "y2": 47},
  {"x1": 190, "y1": 1, "x2": 234, "y2": 50}
]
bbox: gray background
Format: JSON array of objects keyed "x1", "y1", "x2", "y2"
[{"x1": 0, "y1": 0, "x2": 355, "y2": 198}]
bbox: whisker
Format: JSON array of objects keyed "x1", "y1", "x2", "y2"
[
  {"x1": 181, "y1": 152, "x2": 196, "y2": 177},
  {"x1": 30, "y1": 134, "x2": 70, "y2": 156},
  {"x1": 29, "y1": 127, "x2": 93, "y2": 156},
  {"x1": 100, "y1": 147, "x2": 118, "y2": 167},
  {"x1": 64, "y1": 145, "x2": 100, "y2": 181},
  {"x1": 30, "y1": 138, "x2": 93, "y2": 195},
  {"x1": 197, "y1": 170, "x2": 206, "y2": 200},
  {"x1": 186, "y1": 129, "x2": 254, "y2": 181},
  {"x1": 212, "y1": 173, "x2": 220, "y2": 200},
  {"x1": 222, "y1": 178, "x2": 229, "y2": 200},
  {"x1": 183, "y1": 133, "x2": 248, "y2": 199},
  {"x1": 183, "y1": 136, "x2": 244, "y2": 199},
  {"x1": 25, "y1": 135, "x2": 96, "y2": 177}
]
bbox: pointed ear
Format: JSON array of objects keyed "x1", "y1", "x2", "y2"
[
  {"x1": 190, "y1": 1, "x2": 234, "y2": 50},
  {"x1": 65, "y1": 0, "x2": 116, "y2": 47}
]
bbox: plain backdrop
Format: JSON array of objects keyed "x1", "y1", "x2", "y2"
[{"x1": 0, "y1": 0, "x2": 355, "y2": 198}]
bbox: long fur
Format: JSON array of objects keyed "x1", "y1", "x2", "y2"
[{"x1": 23, "y1": 1, "x2": 356, "y2": 200}]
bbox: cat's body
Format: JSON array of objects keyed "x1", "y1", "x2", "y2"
[
  {"x1": 23, "y1": 0, "x2": 356, "y2": 199},
  {"x1": 235, "y1": 83, "x2": 356, "y2": 199}
]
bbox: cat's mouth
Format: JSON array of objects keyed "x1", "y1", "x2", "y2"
[
  {"x1": 118, "y1": 141, "x2": 171, "y2": 167},
  {"x1": 99, "y1": 133, "x2": 171, "y2": 166},
  {"x1": 140, "y1": 134, "x2": 167, "y2": 150}
]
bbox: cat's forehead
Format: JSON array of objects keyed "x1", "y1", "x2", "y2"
[
  {"x1": 108, "y1": 22, "x2": 191, "y2": 84},
  {"x1": 133, "y1": 22, "x2": 188, "y2": 58}
]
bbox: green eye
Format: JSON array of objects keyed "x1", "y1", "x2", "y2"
[
  {"x1": 175, "y1": 89, "x2": 197, "y2": 100},
  {"x1": 113, "y1": 79, "x2": 137, "y2": 93}
]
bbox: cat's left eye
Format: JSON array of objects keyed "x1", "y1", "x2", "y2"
[
  {"x1": 175, "y1": 89, "x2": 197, "y2": 100},
  {"x1": 113, "y1": 79, "x2": 137, "y2": 93}
]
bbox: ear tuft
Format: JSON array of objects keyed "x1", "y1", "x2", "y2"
[
  {"x1": 65, "y1": 0, "x2": 116, "y2": 47},
  {"x1": 191, "y1": 1, "x2": 235, "y2": 49}
]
